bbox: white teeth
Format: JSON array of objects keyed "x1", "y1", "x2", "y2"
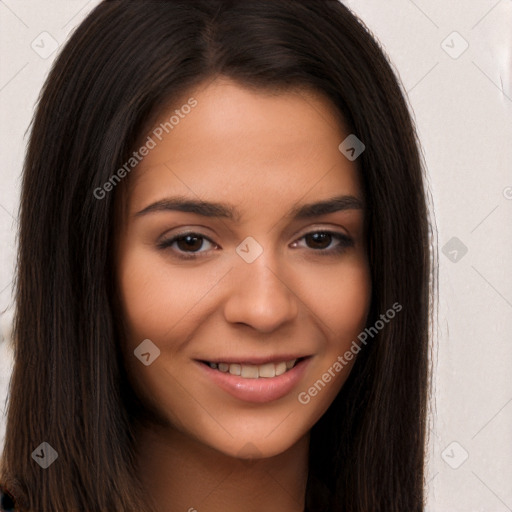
[
  {"x1": 241, "y1": 365, "x2": 259, "y2": 378},
  {"x1": 208, "y1": 359, "x2": 299, "y2": 378},
  {"x1": 258, "y1": 363, "x2": 276, "y2": 378},
  {"x1": 229, "y1": 363, "x2": 241, "y2": 376},
  {"x1": 275, "y1": 362, "x2": 287, "y2": 376}
]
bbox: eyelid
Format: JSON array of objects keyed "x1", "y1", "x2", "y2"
[
  {"x1": 156, "y1": 225, "x2": 354, "y2": 260},
  {"x1": 158, "y1": 223, "x2": 351, "y2": 244},
  {"x1": 294, "y1": 223, "x2": 351, "y2": 239},
  {"x1": 156, "y1": 230, "x2": 218, "y2": 254}
]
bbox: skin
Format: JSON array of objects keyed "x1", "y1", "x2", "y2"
[{"x1": 115, "y1": 77, "x2": 371, "y2": 512}]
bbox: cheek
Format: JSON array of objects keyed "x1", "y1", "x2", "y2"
[
  {"x1": 305, "y1": 257, "x2": 371, "y2": 341},
  {"x1": 118, "y1": 243, "x2": 371, "y2": 353},
  {"x1": 117, "y1": 245, "x2": 207, "y2": 343},
  {"x1": 296, "y1": 263, "x2": 371, "y2": 415},
  {"x1": 334, "y1": 268, "x2": 371, "y2": 340},
  {"x1": 117, "y1": 251, "x2": 167, "y2": 342}
]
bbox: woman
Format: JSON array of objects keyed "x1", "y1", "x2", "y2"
[{"x1": 0, "y1": 0, "x2": 435, "y2": 510}]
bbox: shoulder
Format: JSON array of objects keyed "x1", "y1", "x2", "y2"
[{"x1": 0, "y1": 485, "x2": 18, "y2": 512}]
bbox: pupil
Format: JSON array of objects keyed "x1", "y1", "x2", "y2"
[
  {"x1": 308, "y1": 233, "x2": 331, "y2": 249},
  {"x1": 178, "y1": 235, "x2": 202, "y2": 252}
]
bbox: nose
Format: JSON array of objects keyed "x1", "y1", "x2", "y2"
[{"x1": 222, "y1": 253, "x2": 299, "y2": 333}]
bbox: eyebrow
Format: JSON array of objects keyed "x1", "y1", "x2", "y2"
[{"x1": 135, "y1": 194, "x2": 364, "y2": 221}]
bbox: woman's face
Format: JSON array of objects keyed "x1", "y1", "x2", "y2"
[{"x1": 116, "y1": 78, "x2": 371, "y2": 459}]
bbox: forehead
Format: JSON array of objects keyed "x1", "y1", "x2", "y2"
[{"x1": 125, "y1": 78, "x2": 362, "y2": 216}]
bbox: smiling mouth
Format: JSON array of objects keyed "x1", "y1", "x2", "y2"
[{"x1": 199, "y1": 357, "x2": 305, "y2": 379}]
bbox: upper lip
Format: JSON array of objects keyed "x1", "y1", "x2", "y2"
[{"x1": 197, "y1": 355, "x2": 310, "y2": 365}]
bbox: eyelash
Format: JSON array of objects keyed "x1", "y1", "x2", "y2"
[{"x1": 156, "y1": 230, "x2": 354, "y2": 260}]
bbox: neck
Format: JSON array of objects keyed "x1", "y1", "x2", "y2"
[{"x1": 136, "y1": 424, "x2": 309, "y2": 512}]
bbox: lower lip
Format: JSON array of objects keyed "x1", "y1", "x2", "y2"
[{"x1": 196, "y1": 357, "x2": 312, "y2": 403}]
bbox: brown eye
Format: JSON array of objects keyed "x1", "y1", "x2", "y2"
[
  {"x1": 305, "y1": 232, "x2": 333, "y2": 250},
  {"x1": 294, "y1": 231, "x2": 354, "y2": 255},
  {"x1": 175, "y1": 234, "x2": 204, "y2": 252},
  {"x1": 157, "y1": 232, "x2": 217, "y2": 259}
]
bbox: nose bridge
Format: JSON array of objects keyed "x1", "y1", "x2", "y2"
[{"x1": 223, "y1": 239, "x2": 299, "y2": 331}]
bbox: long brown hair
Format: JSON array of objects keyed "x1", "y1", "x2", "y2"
[{"x1": 0, "y1": 1, "x2": 435, "y2": 510}]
